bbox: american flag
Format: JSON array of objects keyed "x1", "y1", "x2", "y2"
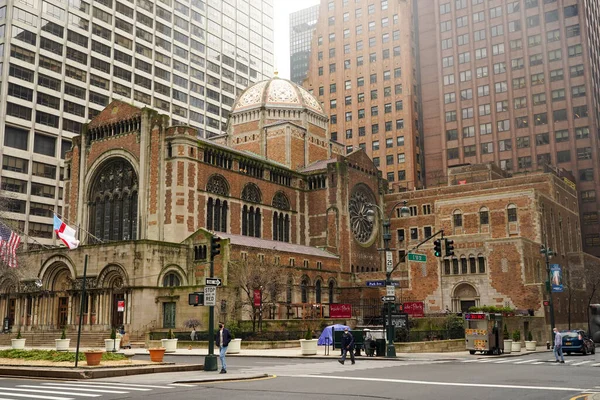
[{"x1": 0, "y1": 221, "x2": 21, "y2": 268}]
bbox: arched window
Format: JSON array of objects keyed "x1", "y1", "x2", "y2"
[
  {"x1": 453, "y1": 210, "x2": 463, "y2": 227},
  {"x1": 272, "y1": 192, "x2": 291, "y2": 242},
  {"x1": 460, "y1": 256, "x2": 468, "y2": 274},
  {"x1": 452, "y1": 257, "x2": 459, "y2": 274},
  {"x1": 89, "y1": 158, "x2": 138, "y2": 242},
  {"x1": 163, "y1": 272, "x2": 181, "y2": 287},
  {"x1": 242, "y1": 205, "x2": 261, "y2": 237},
  {"x1": 469, "y1": 255, "x2": 476, "y2": 273},
  {"x1": 479, "y1": 207, "x2": 489, "y2": 225},
  {"x1": 241, "y1": 183, "x2": 262, "y2": 203},
  {"x1": 206, "y1": 175, "x2": 229, "y2": 232},
  {"x1": 286, "y1": 276, "x2": 293, "y2": 303},
  {"x1": 315, "y1": 280, "x2": 322, "y2": 303},
  {"x1": 301, "y1": 277, "x2": 309, "y2": 304},
  {"x1": 507, "y1": 204, "x2": 517, "y2": 222},
  {"x1": 328, "y1": 280, "x2": 335, "y2": 303},
  {"x1": 478, "y1": 255, "x2": 486, "y2": 273}
]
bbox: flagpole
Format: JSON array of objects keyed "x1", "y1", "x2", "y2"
[{"x1": 74, "y1": 254, "x2": 88, "y2": 368}]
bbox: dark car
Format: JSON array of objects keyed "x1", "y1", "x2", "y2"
[{"x1": 561, "y1": 330, "x2": 596, "y2": 355}]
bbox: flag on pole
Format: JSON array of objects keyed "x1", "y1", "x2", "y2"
[
  {"x1": 0, "y1": 221, "x2": 21, "y2": 268},
  {"x1": 53, "y1": 215, "x2": 80, "y2": 249}
]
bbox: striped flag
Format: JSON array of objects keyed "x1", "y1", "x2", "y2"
[{"x1": 0, "y1": 221, "x2": 21, "y2": 268}]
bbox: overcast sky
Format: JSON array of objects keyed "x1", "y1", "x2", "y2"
[{"x1": 273, "y1": 0, "x2": 321, "y2": 79}]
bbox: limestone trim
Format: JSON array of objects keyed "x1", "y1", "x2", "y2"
[
  {"x1": 97, "y1": 264, "x2": 129, "y2": 289},
  {"x1": 38, "y1": 255, "x2": 77, "y2": 284},
  {"x1": 157, "y1": 264, "x2": 188, "y2": 287}
]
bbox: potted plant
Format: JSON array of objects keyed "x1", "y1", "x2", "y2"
[
  {"x1": 511, "y1": 329, "x2": 521, "y2": 352},
  {"x1": 11, "y1": 329, "x2": 25, "y2": 350},
  {"x1": 105, "y1": 327, "x2": 121, "y2": 352},
  {"x1": 227, "y1": 326, "x2": 242, "y2": 354},
  {"x1": 525, "y1": 330, "x2": 537, "y2": 351},
  {"x1": 84, "y1": 349, "x2": 104, "y2": 366},
  {"x1": 56, "y1": 328, "x2": 70, "y2": 351},
  {"x1": 299, "y1": 328, "x2": 318, "y2": 356},
  {"x1": 161, "y1": 329, "x2": 178, "y2": 353},
  {"x1": 148, "y1": 347, "x2": 166, "y2": 362},
  {"x1": 502, "y1": 324, "x2": 512, "y2": 354}
]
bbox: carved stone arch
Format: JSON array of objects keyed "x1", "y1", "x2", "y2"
[
  {"x1": 272, "y1": 191, "x2": 290, "y2": 210},
  {"x1": 38, "y1": 254, "x2": 77, "y2": 286},
  {"x1": 452, "y1": 282, "x2": 479, "y2": 298},
  {"x1": 241, "y1": 183, "x2": 262, "y2": 203},
  {"x1": 206, "y1": 174, "x2": 230, "y2": 196},
  {"x1": 0, "y1": 271, "x2": 20, "y2": 294},
  {"x1": 157, "y1": 264, "x2": 188, "y2": 287},
  {"x1": 98, "y1": 264, "x2": 129, "y2": 290},
  {"x1": 85, "y1": 151, "x2": 140, "y2": 199}
]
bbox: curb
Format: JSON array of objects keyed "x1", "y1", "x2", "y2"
[
  {"x1": 175, "y1": 373, "x2": 270, "y2": 384},
  {"x1": 0, "y1": 363, "x2": 203, "y2": 380}
]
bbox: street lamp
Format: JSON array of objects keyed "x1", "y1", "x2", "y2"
[
  {"x1": 367, "y1": 200, "x2": 410, "y2": 358},
  {"x1": 541, "y1": 243, "x2": 556, "y2": 345}
]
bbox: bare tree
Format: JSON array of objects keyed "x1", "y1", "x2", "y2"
[
  {"x1": 228, "y1": 252, "x2": 287, "y2": 332},
  {"x1": 585, "y1": 261, "x2": 600, "y2": 335}
]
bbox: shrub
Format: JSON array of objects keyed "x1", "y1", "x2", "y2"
[
  {"x1": 167, "y1": 329, "x2": 175, "y2": 339},
  {"x1": 110, "y1": 328, "x2": 116, "y2": 340},
  {"x1": 512, "y1": 330, "x2": 521, "y2": 342},
  {"x1": 16, "y1": 329, "x2": 21, "y2": 340},
  {"x1": 503, "y1": 324, "x2": 509, "y2": 340},
  {"x1": 304, "y1": 329, "x2": 313, "y2": 340},
  {"x1": 527, "y1": 331, "x2": 533, "y2": 342},
  {"x1": 61, "y1": 329, "x2": 67, "y2": 340}
]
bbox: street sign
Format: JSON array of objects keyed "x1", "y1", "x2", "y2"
[
  {"x1": 204, "y1": 286, "x2": 216, "y2": 306},
  {"x1": 381, "y1": 295, "x2": 396, "y2": 302},
  {"x1": 366, "y1": 280, "x2": 386, "y2": 287},
  {"x1": 386, "y1": 285, "x2": 395, "y2": 296},
  {"x1": 205, "y1": 277, "x2": 222, "y2": 286},
  {"x1": 385, "y1": 251, "x2": 393, "y2": 272},
  {"x1": 407, "y1": 253, "x2": 427, "y2": 263}
]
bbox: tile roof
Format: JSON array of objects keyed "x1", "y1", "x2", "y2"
[
  {"x1": 88, "y1": 100, "x2": 142, "y2": 129},
  {"x1": 299, "y1": 158, "x2": 337, "y2": 173},
  {"x1": 217, "y1": 233, "x2": 338, "y2": 259}
]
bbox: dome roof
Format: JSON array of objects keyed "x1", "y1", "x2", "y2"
[{"x1": 232, "y1": 77, "x2": 324, "y2": 114}]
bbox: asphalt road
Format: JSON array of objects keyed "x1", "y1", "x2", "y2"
[{"x1": 0, "y1": 352, "x2": 598, "y2": 400}]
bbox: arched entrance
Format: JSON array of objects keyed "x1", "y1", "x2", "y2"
[
  {"x1": 97, "y1": 265, "x2": 130, "y2": 329},
  {"x1": 452, "y1": 282, "x2": 479, "y2": 313},
  {"x1": 0, "y1": 273, "x2": 19, "y2": 330}
]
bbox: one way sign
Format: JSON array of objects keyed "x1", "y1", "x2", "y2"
[{"x1": 205, "y1": 277, "x2": 222, "y2": 286}]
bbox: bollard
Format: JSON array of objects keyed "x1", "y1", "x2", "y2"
[{"x1": 546, "y1": 341, "x2": 550, "y2": 350}]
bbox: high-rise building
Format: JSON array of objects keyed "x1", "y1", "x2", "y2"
[
  {"x1": 289, "y1": 4, "x2": 319, "y2": 85},
  {"x1": 417, "y1": 0, "x2": 600, "y2": 257},
  {"x1": 304, "y1": 0, "x2": 425, "y2": 191},
  {"x1": 0, "y1": 0, "x2": 274, "y2": 245}
]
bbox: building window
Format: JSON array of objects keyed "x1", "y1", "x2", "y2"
[
  {"x1": 507, "y1": 204, "x2": 517, "y2": 223},
  {"x1": 453, "y1": 211, "x2": 463, "y2": 227},
  {"x1": 163, "y1": 272, "x2": 181, "y2": 287},
  {"x1": 480, "y1": 207, "x2": 489, "y2": 225},
  {"x1": 206, "y1": 175, "x2": 230, "y2": 233},
  {"x1": 478, "y1": 255, "x2": 486, "y2": 273}
]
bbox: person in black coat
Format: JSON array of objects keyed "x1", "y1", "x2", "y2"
[
  {"x1": 339, "y1": 327, "x2": 355, "y2": 365},
  {"x1": 215, "y1": 322, "x2": 232, "y2": 373}
]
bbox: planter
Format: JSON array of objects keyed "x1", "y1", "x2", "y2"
[
  {"x1": 84, "y1": 351, "x2": 103, "y2": 366},
  {"x1": 148, "y1": 348, "x2": 166, "y2": 362},
  {"x1": 161, "y1": 338, "x2": 178, "y2": 353},
  {"x1": 104, "y1": 338, "x2": 121, "y2": 352},
  {"x1": 503, "y1": 340, "x2": 513, "y2": 354},
  {"x1": 525, "y1": 341, "x2": 537, "y2": 351},
  {"x1": 511, "y1": 342, "x2": 522, "y2": 352},
  {"x1": 227, "y1": 338, "x2": 242, "y2": 354},
  {"x1": 11, "y1": 338, "x2": 25, "y2": 350},
  {"x1": 299, "y1": 339, "x2": 318, "y2": 356},
  {"x1": 55, "y1": 338, "x2": 71, "y2": 352}
]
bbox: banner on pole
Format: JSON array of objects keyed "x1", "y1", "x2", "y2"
[{"x1": 550, "y1": 264, "x2": 563, "y2": 292}]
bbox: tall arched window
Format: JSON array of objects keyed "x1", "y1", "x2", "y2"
[
  {"x1": 301, "y1": 277, "x2": 309, "y2": 303},
  {"x1": 328, "y1": 280, "x2": 335, "y2": 303},
  {"x1": 163, "y1": 272, "x2": 181, "y2": 287},
  {"x1": 479, "y1": 207, "x2": 489, "y2": 226},
  {"x1": 241, "y1": 184, "x2": 262, "y2": 237},
  {"x1": 315, "y1": 280, "x2": 322, "y2": 303},
  {"x1": 469, "y1": 255, "x2": 476, "y2": 273},
  {"x1": 507, "y1": 204, "x2": 518, "y2": 222},
  {"x1": 272, "y1": 192, "x2": 290, "y2": 242},
  {"x1": 286, "y1": 276, "x2": 293, "y2": 303},
  {"x1": 206, "y1": 175, "x2": 229, "y2": 232},
  {"x1": 478, "y1": 254, "x2": 486, "y2": 273},
  {"x1": 453, "y1": 210, "x2": 463, "y2": 228},
  {"x1": 89, "y1": 158, "x2": 138, "y2": 242}
]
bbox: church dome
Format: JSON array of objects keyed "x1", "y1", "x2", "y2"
[{"x1": 231, "y1": 76, "x2": 324, "y2": 115}]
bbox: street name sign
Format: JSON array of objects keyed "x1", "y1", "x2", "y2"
[
  {"x1": 206, "y1": 277, "x2": 222, "y2": 286},
  {"x1": 385, "y1": 251, "x2": 393, "y2": 272},
  {"x1": 204, "y1": 286, "x2": 216, "y2": 306},
  {"x1": 367, "y1": 280, "x2": 386, "y2": 287},
  {"x1": 407, "y1": 253, "x2": 427, "y2": 263},
  {"x1": 381, "y1": 295, "x2": 396, "y2": 302}
]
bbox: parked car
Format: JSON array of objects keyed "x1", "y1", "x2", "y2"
[{"x1": 561, "y1": 330, "x2": 596, "y2": 355}]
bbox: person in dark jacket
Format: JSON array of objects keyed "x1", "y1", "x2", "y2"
[
  {"x1": 215, "y1": 322, "x2": 232, "y2": 373},
  {"x1": 339, "y1": 327, "x2": 355, "y2": 365}
]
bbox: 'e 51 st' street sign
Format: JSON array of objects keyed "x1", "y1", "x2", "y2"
[{"x1": 407, "y1": 253, "x2": 427, "y2": 263}]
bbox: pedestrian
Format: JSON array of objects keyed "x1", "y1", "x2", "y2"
[
  {"x1": 190, "y1": 328, "x2": 196, "y2": 341},
  {"x1": 215, "y1": 322, "x2": 232, "y2": 373},
  {"x1": 338, "y1": 327, "x2": 355, "y2": 365},
  {"x1": 553, "y1": 327, "x2": 565, "y2": 363}
]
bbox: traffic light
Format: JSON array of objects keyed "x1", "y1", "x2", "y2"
[
  {"x1": 433, "y1": 239, "x2": 442, "y2": 257},
  {"x1": 210, "y1": 236, "x2": 221, "y2": 258},
  {"x1": 188, "y1": 292, "x2": 204, "y2": 306},
  {"x1": 445, "y1": 239, "x2": 455, "y2": 257}
]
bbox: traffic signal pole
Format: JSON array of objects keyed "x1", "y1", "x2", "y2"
[{"x1": 204, "y1": 236, "x2": 221, "y2": 371}]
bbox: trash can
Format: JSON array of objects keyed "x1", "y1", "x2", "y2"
[{"x1": 375, "y1": 339, "x2": 386, "y2": 357}]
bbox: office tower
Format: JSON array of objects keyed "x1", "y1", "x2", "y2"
[
  {"x1": 0, "y1": 0, "x2": 274, "y2": 245},
  {"x1": 417, "y1": 0, "x2": 600, "y2": 256},
  {"x1": 289, "y1": 4, "x2": 319, "y2": 85},
  {"x1": 304, "y1": 0, "x2": 425, "y2": 191}
]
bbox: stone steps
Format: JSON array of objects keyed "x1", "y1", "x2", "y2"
[{"x1": 0, "y1": 331, "x2": 110, "y2": 348}]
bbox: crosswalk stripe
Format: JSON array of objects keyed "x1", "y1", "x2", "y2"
[
  {"x1": 591, "y1": 363, "x2": 600, "y2": 367},
  {"x1": 0, "y1": 392, "x2": 74, "y2": 400},
  {"x1": 532, "y1": 362, "x2": 545, "y2": 365},
  {"x1": 495, "y1": 358, "x2": 522, "y2": 363},
  {"x1": 72, "y1": 382, "x2": 173, "y2": 389},
  {"x1": 571, "y1": 361, "x2": 592, "y2": 366},
  {"x1": 2, "y1": 387, "x2": 98, "y2": 397},
  {"x1": 40, "y1": 383, "x2": 149, "y2": 392},
  {"x1": 461, "y1": 360, "x2": 479, "y2": 363},
  {"x1": 515, "y1": 359, "x2": 540, "y2": 364},
  {"x1": 169, "y1": 384, "x2": 196, "y2": 387},
  {"x1": 33, "y1": 385, "x2": 128, "y2": 394},
  {"x1": 475, "y1": 359, "x2": 496, "y2": 363}
]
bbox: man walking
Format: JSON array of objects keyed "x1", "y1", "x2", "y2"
[
  {"x1": 553, "y1": 327, "x2": 565, "y2": 363},
  {"x1": 215, "y1": 322, "x2": 232, "y2": 373},
  {"x1": 338, "y1": 327, "x2": 355, "y2": 365}
]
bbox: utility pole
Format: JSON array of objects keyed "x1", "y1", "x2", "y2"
[
  {"x1": 541, "y1": 243, "x2": 556, "y2": 343},
  {"x1": 204, "y1": 236, "x2": 221, "y2": 371}
]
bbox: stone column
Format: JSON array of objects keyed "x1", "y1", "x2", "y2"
[
  {"x1": 86, "y1": 293, "x2": 92, "y2": 326},
  {"x1": 67, "y1": 296, "x2": 73, "y2": 325},
  {"x1": 126, "y1": 291, "x2": 132, "y2": 325}
]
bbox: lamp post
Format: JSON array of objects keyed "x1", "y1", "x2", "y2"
[
  {"x1": 367, "y1": 201, "x2": 410, "y2": 358},
  {"x1": 541, "y1": 243, "x2": 556, "y2": 344}
]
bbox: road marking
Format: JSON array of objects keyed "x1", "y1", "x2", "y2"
[
  {"x1": 293, "y1": 375, "x2": 589, "y2": 392},
  {"x1": 461, "y1": 360, "x2": 479, "y2": 363},
  {"x1": 532, "y1": 362, "x2": 546, "y2": 365},
  {"x1": 515, "y1": 359, "x2": 540, "y2": 364},
  {"x1": 591, "y1": 363, "x2": 600, "y2": 367},
  {"x1": 495, "y1": 358, "x2": 522, "y2": 363},
  {"x1": 3, "y1": 387, "x2": 99, "y2": 397},
  {"x1": 73, "y1": 382, "x2": 173, "y2": 389},
  {"x1": 40, "y1": 383, "x2": 148, "y2": 392},
  {"x1": 34, "y1": 385, "x2": 129, "y2": 393},
  {"x1": 571, "y1": 361, "x2": 592, "y2": 366},
  {"x1": 475, "y1": 359, "x2": 496, "y2": 363},
  {"x1": 169, "y1": 384, "x2": 197, "y2": 387},
  {"x1": 0, "y1": 391, "x2": 75, "y2": 400}
]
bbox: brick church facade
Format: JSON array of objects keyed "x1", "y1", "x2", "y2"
[{"x1": 1, "y1": 78, "x2": 598, "y2": 335}]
